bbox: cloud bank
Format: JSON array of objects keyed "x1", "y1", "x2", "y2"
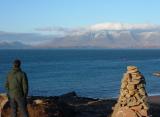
[
  {"x1": 35, "y1": 22, "x2": 160, "y2": 35},
  {"x1": 89, "y1": 23, "x2": 160, "y2": 31}
]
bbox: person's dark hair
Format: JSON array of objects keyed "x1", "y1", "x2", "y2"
[{"x1": 13, "y1": 59, "x2": 21, "y2": 68}]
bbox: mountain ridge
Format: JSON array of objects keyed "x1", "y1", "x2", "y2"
[{"x1": 1, "y1": 23, "x2": 160, "y2": 49}]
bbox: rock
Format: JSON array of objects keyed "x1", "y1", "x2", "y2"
[
  {"x1": 139, "y1": 88, "x2": 146, "y2": 96},
  {"x1": 127, "y1": 84, "x2": 136, "y2": 90},
  {"x1": 153, "y1": 72, "x2": 160, "y2": 77},
  {"x1": 131, "y1": 73, "x2": 142, "y2": 79},
  {"x1": 128, "y1": 79, "x2": 141, "y2": 85},
  {"x1": 127, "y1": 69, "x2": 138, "y2": 74},
  {"x1": 58, "y1": 91, "x2": 78, "y2": 103},
  {"x1": 137, "y1": 84, "x2": 145, "y2": 89},
  {"x1": 127, "y1": 66, "x2": 137, "y2": 71},
  {"x1": 138, "y1": 109, "x2": 148, "y2": 116},
  {"x1": 0, "y1": 94, "x2": 8, "y2": 108},
  {"x1": 129, "y1": 90, "x2": 135, "y2": 96},
  {"x1": 60, "y1": 91, "x2": 77, "y2": 98},
  {"x1": 1, "y1": 92, "x2": 113, "y2": 117},
  {"x1": 115, "y1": 107, "x2": 137, "y2": 117},
  {"x1": 1, "y1": 93, "x2": 76, "y2": 117},
  {"x1": 111, "y1": 66, "x2": 150, "y2": 117},
  {"x1": 130, "y1": 105, "x2": 142, "y2": 111},
  {"x1": 122, "y1": 73, "x2": 131, "y2": 82},
  {"x1": 121, "y1": 82, "x2": 127, "y2": 89},
  {"x1": 0, "y1": 93, "x2": 8, "y2": 117},
  {"x1": 0, "y1": 92, "x2": 160, "y2": 117},
  {"x1": 34, "y1": 99, "x2": 45, "y2": 105}
]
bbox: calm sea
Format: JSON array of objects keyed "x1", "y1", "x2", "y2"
[{"x1": 0, "y1": 49, "x2": 160, "y2": 98}]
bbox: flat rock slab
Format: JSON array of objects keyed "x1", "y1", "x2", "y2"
[{"x1": 116, "y1": 107, "x2": 137, "y2": 117}]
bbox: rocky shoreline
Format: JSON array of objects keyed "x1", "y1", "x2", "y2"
[{"x1": 0, "y1": 92, "x2": 160, "y2": 117}]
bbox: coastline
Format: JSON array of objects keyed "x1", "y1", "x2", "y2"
[
  {"x1": 149, "y1": 95, "x2": 160, "y2": 104},
  {"x1": 1, "y1": 92, "x2": 160, "y2": 117}
]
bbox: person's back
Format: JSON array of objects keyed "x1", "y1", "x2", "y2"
[
  {"x1": 5, "y1": 59, "x2": 29, "y2": 117},
  {"x1": 7, "y1": 67, "x2": 28, "y2": 98}
]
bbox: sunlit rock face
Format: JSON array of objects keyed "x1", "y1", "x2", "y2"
[
  {"x1": 0, "y1": 94, "x2": 8, "y2": 116},
  {"x1": 112, "y1": 66, "x2": 150, "y2": 117}
]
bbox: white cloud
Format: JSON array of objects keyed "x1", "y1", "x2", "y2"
[
  {"x1": 88, "y1": 22, "x2": 160, "y2": 31},
  {"x1": 35, "y1": 26, "x2": 88, "y2": 36},
  {"x1": 35, "y1": 22, "x2": 160, "y2": 36}
]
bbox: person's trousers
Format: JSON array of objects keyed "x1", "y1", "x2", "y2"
[{"x1": 9, "y1": 97, "x2": 29, "y2": 117}]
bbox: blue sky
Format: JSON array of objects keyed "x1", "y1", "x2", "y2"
[{"x1": 0, "y1": 0, "x2": 160, "y2": 33}]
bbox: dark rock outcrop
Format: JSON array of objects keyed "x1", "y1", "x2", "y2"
[{"x1": 1, "y1": 92, "x2": 160, "y2": 117}]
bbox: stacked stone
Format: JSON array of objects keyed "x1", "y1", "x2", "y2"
[{"x1": 112, "y1": 66, "x2": 150, "y2": 117}]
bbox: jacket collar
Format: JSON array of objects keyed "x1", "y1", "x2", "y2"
[{"x1": 12, "y1": 67, "x2": 21, "y2": 73}]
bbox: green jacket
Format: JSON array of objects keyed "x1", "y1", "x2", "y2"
[{"x1": 5, "y1": 68, "x2": 28, "y2": 98}]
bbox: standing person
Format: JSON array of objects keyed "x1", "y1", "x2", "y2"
[{"x1": 5, "y1": 59, "x2": 29, "y2": 117}]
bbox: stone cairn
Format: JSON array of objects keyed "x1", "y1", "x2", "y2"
[{"x1": 112, "y1": 66, "x2": 150, "y2": 117}]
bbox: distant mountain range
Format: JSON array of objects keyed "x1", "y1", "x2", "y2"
[
  {"x1": 1, "y1": 23, "x2": 160, "y2": 49},
  {"x1": 0, "y1": 41, "x2": 30, "y2": 49},
  {"x1": 36, "y1": 30, "x2": 160, "y2": 48}
]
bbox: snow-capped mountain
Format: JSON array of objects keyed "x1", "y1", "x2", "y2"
[{"x1": 1, "y1": 23, "x2": 160, "y2": 49}]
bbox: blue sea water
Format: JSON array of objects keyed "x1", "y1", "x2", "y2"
[{"x1": 0, "y1": 49, "x2": 160, "y2": 98}]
